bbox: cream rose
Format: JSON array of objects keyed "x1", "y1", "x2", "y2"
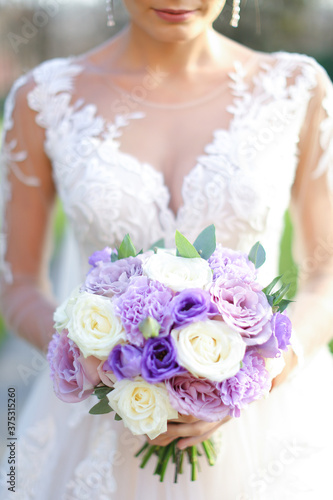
[
  {"x1": 143, "y1": 251, "x2": 212, "y2": 292},
  {"x1": 67, "y1": 291, "x2": 126, "y2": 360},
  {"x1": 107, "y1": 378, "x2": 178, "y2": 439},
  {"x1": 53, "y1": 286, "x2": 81, "y2": 333},
  {"x1": 171, "y1": 320, "x2": 246, "y2": 382}
]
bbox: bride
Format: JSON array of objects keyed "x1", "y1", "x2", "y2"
[{"x1": 1, "y1": 0, "x2": 333, "y2": 498}]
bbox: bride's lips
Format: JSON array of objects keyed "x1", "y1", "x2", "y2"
[{"x1": 153, "y1": 8, "x2": 198, "y2": 22}]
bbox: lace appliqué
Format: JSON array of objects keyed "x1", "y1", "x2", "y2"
[
  {"x1": 0, "y1": 75, "x2": 41, "y2": 284},
  {"x1": 65, "y1": 420, "x2": 118, "y2": 500},
  {"x1": 0, "y1": 417, "x2": 56, "y2": 500}
]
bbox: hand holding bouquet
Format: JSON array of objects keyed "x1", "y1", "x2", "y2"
[{"x1": 48, "y1": 226, "x2": 293, "y2": 481}]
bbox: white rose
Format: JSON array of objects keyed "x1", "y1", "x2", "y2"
[
  {"x1": 171, "y1": 320, "x2": 246, "y2": 382},
  {"x1": 67, "y1": 291, "x2": 126, "y2": 360},
  {"x1": 143, "y1": 251, "x2": 212, "y2": 292},
  {"x1": 265, "y1": 355, "x2": 286, "y2": 383},
  {"x1": 107, "y1": 378, "x2": 178, "y2": 439},
  {"x1": 53, "y1": 286, "x2": 81, "y2": 333}
]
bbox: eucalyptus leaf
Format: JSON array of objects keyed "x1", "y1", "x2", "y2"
[
  {"x1": 175, "y1": 231, "x2": 201, "y2": 259},
  {"x1": 89, "y1": 397, "x2": 113, "y2": 415},
  {"x1": 262, "y1": 275, "x2": 283, "y2": 295},
  {"x1": 149, "y1": 238, "x2": 165, "y2": 251},
  {"x1": 248, "y1": 242, "x2": 266, "y2": 269},
  {"x1": 93, "y1": 386, "x2": 113, "y2": 400},
  {"x1": 114, "y1": 413, "x2": 122, "y2": 421},
  {"x1": 193, "y1": 224, "x2": 216, "y2": 260},
  {"x1": 111, "y1": 251, "x2": 118, "y2": 262},
  {"x1": 118, "y1": 234, "x2": 137, "y2": 259}
]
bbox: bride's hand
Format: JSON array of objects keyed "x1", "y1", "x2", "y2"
[
  {"x1": 270, "y1": 347, "x2": 298, "y2": 389},
  {"x1": 147, "y1": 414, "x2": 231, "y2": 449}
]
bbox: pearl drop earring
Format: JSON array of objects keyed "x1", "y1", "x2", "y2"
[
  {"x1": 106, "y1": 0, "x2": 115, "y2": 27},
  {"x1": 230, "y1": 0, "x2": 241, "y2": 28}
]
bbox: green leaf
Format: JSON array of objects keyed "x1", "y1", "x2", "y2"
[
  {"x1": 276, "y1": 298, "x2": 294, "y2": 313},
  {"x1": 262, "y1": 275, "x2": 283, "y2": 295},
  {"x1": 136, "y1": 249, "x2": 143, "y2": 256},
  {"x1": 272, "y1": 283, "x2": 291, "y2": 305},
  {"x1": 149, "y1": 238, "x2": 165, "y2": 252},
  {"x1": 266, "y1": 295, "x2": 274, "y2": 307},
  {"x1": 93, "y1": 386, "x2": 113, "y2": 400},
  {"x1": 118, "y1": 234, "x2": 137, "y2": 259},
  {"x1": 114, "y1": 413, "x2": 122, "y2": 421},
  {"x1": 175, "y1": 231, "x2": 201, "y2": 259},
  {"x1": 248, "y1": 242, "x2": 266, "y2": 269},
  {"x1": 111, "y1": 251, "x2": 118, "y2": 262},
  {"x1": 89, "y1": 397, "x2": 113, "y2": 415},
  {"x1": 139, "y1": 317, "x2": 161, "y2": 339},
  {"x1": 193, "y1": 224, "x2": 216, "y2": 260}
]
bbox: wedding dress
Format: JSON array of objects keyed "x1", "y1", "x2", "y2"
[{"x1": 1, "y1": 51, "x2": 333, "y2": 500}]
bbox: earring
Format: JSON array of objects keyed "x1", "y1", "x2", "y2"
[
  {"x1": 106, "y1": 0, "x2": 115, "y2": 26},
  {"x1": 230, "y1": 0, "x2": 241, "y2": 28}
]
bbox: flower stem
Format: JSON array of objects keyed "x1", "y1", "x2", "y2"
[
  {"x1": 159, "y1": 442, "x2": 174, "y2": 482},
  {"x1": 135, "y1": 441, "x2": 149, "y2": 458},
  {"x1": 202, "y1": 440, "x2": 215, "y2": 466},
  {"x1": 191, "y1": 446, "x2": 198, "y2": 481},
  {"x1": 140, "y1": 445, "x2": 158, "y2": 469}
]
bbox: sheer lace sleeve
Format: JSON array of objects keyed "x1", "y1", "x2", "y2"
[
  {"x1": 290, "y1": 59, "x2": 333, "y2": 358},
  {"x1": 0, "y1": 74, "x2": 57, "y2": 351}
]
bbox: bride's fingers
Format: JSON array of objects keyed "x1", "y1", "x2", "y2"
[
  {"x1": 169, "y1": 414, "x2": 199, "y2": 424},
  {"x1": 177, "y1": 420, "x2": 229, "y2": 450}
]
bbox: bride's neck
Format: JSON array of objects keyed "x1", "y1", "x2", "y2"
[{"x1": 109, "y1": 24, "x2": 225, "y2": 75}]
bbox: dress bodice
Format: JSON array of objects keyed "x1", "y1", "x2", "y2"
[{"x1": 1, "y1": 52, "x2": 333, "y2": 286}]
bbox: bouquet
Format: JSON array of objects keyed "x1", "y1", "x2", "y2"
[{"x1": 47, "y1": 225, "x2": 293, "y2": 482}]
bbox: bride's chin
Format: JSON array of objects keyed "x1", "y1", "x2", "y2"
[{"x1": 130, "y1": 14, "x2": 208, "y2": 43}]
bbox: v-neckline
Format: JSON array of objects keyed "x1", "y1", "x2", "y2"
[{"x1": 66, "y1": 61, "x2": 250, "y2": 220}]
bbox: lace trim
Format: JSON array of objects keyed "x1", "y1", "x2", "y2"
[{"x1": 65, "y1": 420, "x2": 118, "y2": 500}]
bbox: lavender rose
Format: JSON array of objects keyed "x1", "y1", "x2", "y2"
[
  {"x1": 208, "y1": 244, "x2": 257, "y2": 283},
  {"x1": 47, "y1": 331, "x2": 100, "y2": 402},
  {"x1": 84, "y1": 257, "x2": 143, "y2": 296},
  {"x1": 114, "y1": 276, "x2": 173, "y2": 347},
  {"x1": 210, "y1": 277, "x2": 272, "y2": 346},
  {"x1": 168, "y1": 289, "x2": 218, "y2": 328},
  {"x1": 218, "y1": 351, "x2": 271, "y2": 417},
  {"x1": 166, "y1": 373, "x2": 230, "y2": 422},
  {"x1": 104, "y1": 344, "x2": 142, "y2": 380},
  {"x1": 254, "y1": 313, "x2": 292, "y2": 358},
  {"x1": 141, "y1": 336, "x2": 184, "y2": 383}
]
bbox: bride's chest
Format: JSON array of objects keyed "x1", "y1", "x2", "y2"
[{"x1": 45, "y1": 94, "x2": 305, "y2": 256}]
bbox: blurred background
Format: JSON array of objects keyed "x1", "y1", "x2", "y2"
[{"x1": 0, "y1": 0, "x2": 333, "y2": 450}]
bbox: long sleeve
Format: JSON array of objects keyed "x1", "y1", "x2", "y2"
[
  {"x1": 0, "y1": 74, "x2": 57, "y2": 351},
  {"x1": 289, "y1": 60, "x2": 333, "y2": 359}
]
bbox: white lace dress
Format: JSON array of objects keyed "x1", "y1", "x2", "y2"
[{"x1": 1, "y1": 52, "x2": 333, "y2": 500}]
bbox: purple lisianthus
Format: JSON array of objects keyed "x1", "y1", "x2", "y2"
[
  {"x1": 104, "y1": 344, "x2": 142, "y2": 380},
  {"x1": 113, "y1": 276, "x2": 173, "y2": 347},
  {"x1": 88, "y1": 247, "x2": 112, "y2": 267},
  {"x1": 210, "y1": 277, "x2": 272, "y2": 346},
  {"x1": 84, "y1": 257, "x2": 143, "y2": 296},
  {"x1": 254, "y1": 312, "x2": 292, "y2": 358},
  {"x1": 141, "y1": 336, "x2": 184, "y2": 383},
  {"x1": 47, "y1": 331, "x2": 100, "y2": 402},
  {"x1": 165, "y1": 372, "x2": 230, "y2": 422},
  {"x1": 168, "y1": 289, "x2": 218, "y2": 328},
  {"x1": 218, "y1": 351, "x2": 270, "y2": 417},
  {"x1": 208, "y1": 244, "x2": 257, "y2": 283}
]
